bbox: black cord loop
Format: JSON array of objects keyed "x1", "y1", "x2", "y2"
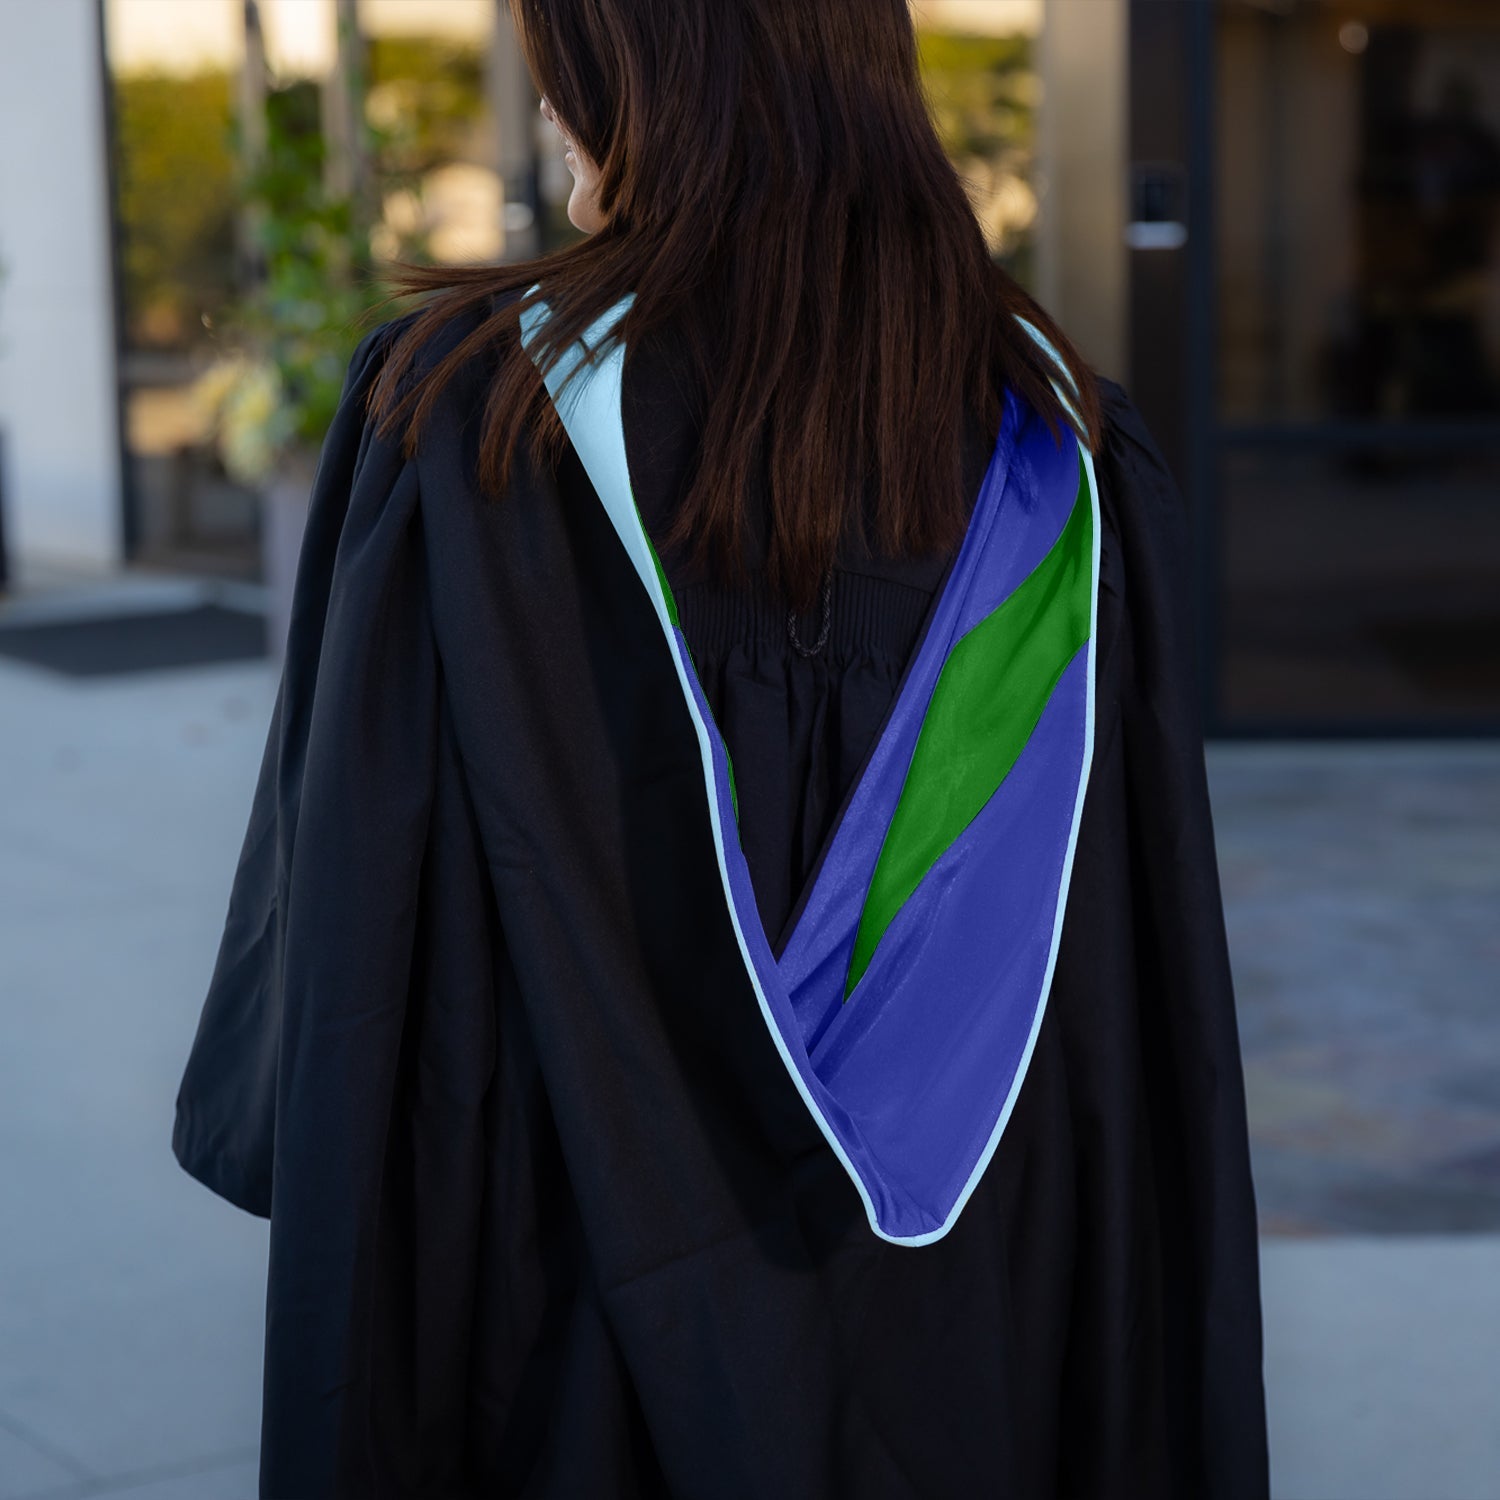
[{"x1": 786, "y1": 566, "x2": 834, "y2": 657}]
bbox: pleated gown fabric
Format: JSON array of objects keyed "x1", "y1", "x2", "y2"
[{"x1": 171, "y1": 294, "x2": 1270, "y2": 1500}]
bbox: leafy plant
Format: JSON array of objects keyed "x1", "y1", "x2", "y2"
[
  {"x1": 916, "y1": 26, "x2": 1039, "y2": 279},
  {"x1": 365, "y1": 35, "x2": 487, "y2": 178},
  {"x1": 196, "y1": 49, "x2": 432, "y2": 485}
]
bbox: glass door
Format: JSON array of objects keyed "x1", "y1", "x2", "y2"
[{"x1": 1213, "y1": 0, "x2": 1500, "y2": 731}]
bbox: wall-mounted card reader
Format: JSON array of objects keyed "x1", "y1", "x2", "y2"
[{"x1": 1127, "y1": 162, "x2": 1188, "y2": 250}]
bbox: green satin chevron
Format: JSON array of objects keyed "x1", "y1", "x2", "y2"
[{"x1": 843, "y1": 446, "x2": 1094, "y2": 998}]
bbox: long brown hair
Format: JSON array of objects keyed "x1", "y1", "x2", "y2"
[{"x1": 364, "y1": 0, "x2": 1104, "y2": 612}]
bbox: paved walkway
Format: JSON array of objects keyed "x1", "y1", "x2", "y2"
[
  {"x1": 0, "y1": 650, "x2": 271, "y2": 1498},
  {"x1": 1209, "y1": 742, "x2": 1500, "y2": 1235},
  {"x1": 1, "y1": 591, "x2": 1497, "y2": 1497}
]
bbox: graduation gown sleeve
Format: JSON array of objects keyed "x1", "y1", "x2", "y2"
[
  {"x1": 173, "y1": 309, "x2": 515, "y2": 1493},
  {"x1": 1031, "y1": 373, "x2": 1269, "y2": 1497},
  {"x1": 170, "y1": 316, "x2": 425, "y2": 1218},
  {"x1": 1104, "y1": 377, "x2": 1268, "y2": 1497}
]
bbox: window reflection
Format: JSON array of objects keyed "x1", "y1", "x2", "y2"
[
  {"x1": 1214, "y1": 0, "x2": 1500, "y2": 729},
  {"x1": 103, "y1": 0, "x2": 500, "y2": 577},
  {"x1": 1217, "y1": 1, "x2": 1500, "y2": 424}
]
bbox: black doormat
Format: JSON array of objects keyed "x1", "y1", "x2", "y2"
[{"x1": 0, "y1": 602, "x2": 268, "y2": 678}]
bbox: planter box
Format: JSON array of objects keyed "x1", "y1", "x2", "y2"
[{"x1": 260, "y1": 455, "x2": 317, "y2": 664}]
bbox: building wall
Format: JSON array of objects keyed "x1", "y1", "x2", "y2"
[
  {"x1": 1037, "y1": 0, "x2": 1128, "y2": 384},
  {"x1": 0, "y1": 0, "x2": 124, "y2": 580}
]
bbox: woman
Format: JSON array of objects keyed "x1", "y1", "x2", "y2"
[{"x1": 172, "y1": 1, "x2": 1269, "y2": 1495}]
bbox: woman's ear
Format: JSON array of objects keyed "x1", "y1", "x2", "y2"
[{"x1": 538, "y1": 95, "x2": 608, "y2": 234}]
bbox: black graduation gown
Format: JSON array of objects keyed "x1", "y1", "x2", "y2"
[{"x1": 171, "y1": 300, "x2": 1269, "y2": 1500}]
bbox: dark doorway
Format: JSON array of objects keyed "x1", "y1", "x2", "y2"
[{"x1": 1131, "y1": 0, "x2": 1500, "y2": 735}]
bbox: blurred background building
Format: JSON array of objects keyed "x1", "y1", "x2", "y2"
[{"x1": 0, "y1": 0, "x2": 1493, "y2": 732}]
